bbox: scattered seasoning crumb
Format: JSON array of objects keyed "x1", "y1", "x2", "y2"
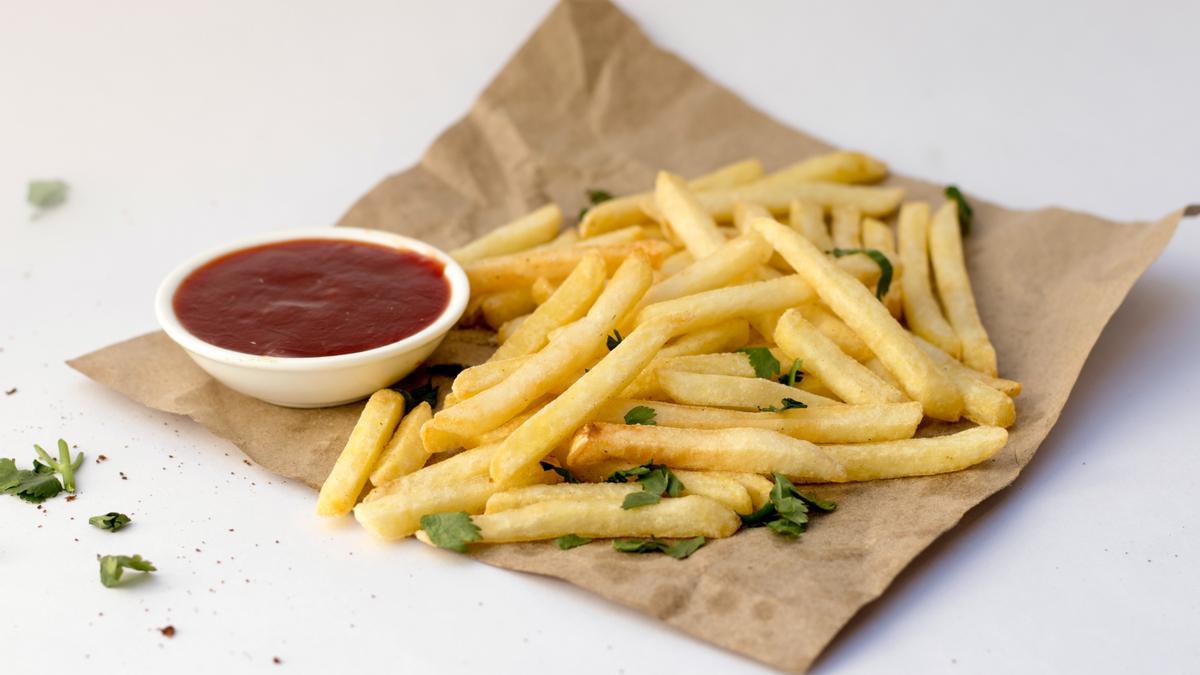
[
  {"x1": 66, "y1": 495, "x2": 77, "y2": 502},
  {"x1": 160, "y1": 625, "x2": 175, "y2": 638},
  {"x1": 97, "y1": 454, "x2": 108, "y2": 463},
  {"x1": 119, "y1": 471, "x2": 128, "y2": 480},
  {"x1": 243, "y1": 459, "x2": 252, "y2": 466},
  {"x1": 4, "y1": 387, "x2": 15, "y2": 395},
  {"x1": 273, "y1": 657, "x2": 282, "y2": 665}
]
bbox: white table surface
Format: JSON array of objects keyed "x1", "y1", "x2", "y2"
[{"x1": 2, "y1": 1, "x2": 1197, "y2": 672}]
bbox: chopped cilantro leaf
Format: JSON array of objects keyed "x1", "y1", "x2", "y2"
[
  {"x1": 737, "y1": 347, "x2": 781, "y2": 379},
  {"x1": 539, "y1": 461, "x2": 580, "y2": 483},
  {"x1": 98, "y1": 554, "x2": 156, "y2": 587},
  {"x1": 606, "y1": 329, "x2": 623, "y2": 351},
  {"x1": 831, "y1": 248, "x2": 893, "y2": 299},
  {"x1": 758, "y1": 398, "x2": 807, "y2": 413},
  {"x1": 623, "y1": 405, "x2": 657, "y2": 426},
  {"x1": 578, "y1": 188, "x2": 614, "y2": 220},
  {"x1": 612, "y1": 462, "x2": 684, "y2": 509},
  {"x1": 944, "y1": 184, "x2": 974, "y2": 236},
  {"x1": 555, "y1": 534, "x2": 592, "y2": 550},
  {"x1": 89, "y1": 512, "x2": 131, "y2": 532},
  {"x1": 420, "y1": 512, "x2": 481, "y2": 553},
  {"x1": 739, "y1": 472, "x2": 835, "y2": 540},
  {"x1": 28, "y1": 179, "x2": 68, "y2": 210},
  {"x1": 4, "y1": 470, "x2": 61, "y2": 503},
  {"x1": 777, "y1": 359, "x2": 803, "y2": 387},
  {"x1": 612, "y1": 536, "x2": 706, "y2": 559},
  {"x1": 621, "y1": 490, "x2": 662, "y2": 509},
  {"x1": 663, "y1": 536, "x2": 707, "y2": 559}
]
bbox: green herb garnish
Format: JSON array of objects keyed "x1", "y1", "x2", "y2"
[
  {"x1": 944, "y1": 184, "x2": 974, "y2": 235},
  {"x1": 34, "y1": 439, "x2": 83, "y2": 493},
  {"x1": 27, "y1": 179, "x2": 69, "y2": 211},
  {"x1": 420, "y1": 512, "x2": 481, "y2": 553},
  {"x1": 737, "y1": 347, "x2": 781, "y2": 379},
  {"x1": 612, "y1": 536, "x2": 706, "y2": 559},
  {"x1": 757, "y1": 398, "x2": 807, "y2": 413},
  {"x1": 740, "y1": 473, "x2": 835, "y2": 539},
  {"x1": 777, "y1": 359, "x2": 802, "y2": 387},
  {"x1": 578, "y1": 188, "x2": 615, "y2": 219},
  {"x1": 89, "y1": 512, "x2": 131, "y2": 532},
  {"x1": 0, "y1": 458, "x2": 62, "y2": 503},
  {"x1": 623, "y1": 405, "x2": 657, "y2": 426},
  {"x1": 606, "y1": 461, "x2": 684, "y2": 509},
  {"x1": 831, "y1": 248, "x2": 893, "y2": 299},
  {"x1": 539, "y1": 461, "x2": 581, "y2": 483},
  {"x1": 98, "y1": 554, "x2": 156, "y2": 587},
  {"x1": 555, "y1": 534, "x2": 592, "y2": 550}
]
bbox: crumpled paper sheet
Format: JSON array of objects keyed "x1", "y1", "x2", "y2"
[{"x1": 69, "y1": 1, "x2": 1184, "y2": 671}]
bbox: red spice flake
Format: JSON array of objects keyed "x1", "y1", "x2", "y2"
[
  {"x1": 243, "y1": 459, "x2": 252, "y2": 466},
  {"x1": 4, "y1": 387, "x2": 16, "y2": 395},
  {"x1": 273, "y1": 657, "x2": 282, "y2": 665},
  {"x1": 159, "y1": 625, "x2": 176, "y2": 638},
  {"x1": 96, "y1": 454, "x2": 109, "y2": 463},
  {"x1": 66, "y1": 495, "x2": 77, "y2": 502}
]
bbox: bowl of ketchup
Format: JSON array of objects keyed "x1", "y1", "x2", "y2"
[{"x1": 155, "y1": 228, "x2": 469, "y2": 408}]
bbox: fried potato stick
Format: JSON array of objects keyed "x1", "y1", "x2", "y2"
[
  {"x1": 450, "y1": 204, "x2": 562, "y2": 263},
  {"x1": 898, "y1": 202, "x2": 961, "y2": 357},
  {"x1": 929, "y1": 201, "x2": 999, "y2": 375},
  {"x1": 818, "y1": 426, "x2": 1008, "y2": 481},
  {"x1": 316, "y1": 389, "x2": 407, "y2": 517}
]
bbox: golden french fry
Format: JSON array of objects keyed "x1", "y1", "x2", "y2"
[
  {"x1": 451, "y1": 204, "x2": 562, "y2": 263},
  {"x1": 659, "y1": 249, "x2": 694, "y2": 276},
  {"x1": 464, "y1": 403, "x2": 546, "y2": 448},
  {"x1": 863, "y1": 357, "x2": 903, "y2": 390},
  {"x1": 696, "y1": 180, "x2": 904, "y2": 222},
  {"x1": 774, "y1": 309, "x2": 905, "y2": 404},
  {"x1": 464, "y1": 240, "x2": 671, "y2": 294},
  {"x1": 898, "y1": 202, "x2": 961, "y2": 357},
  {"x1": 763, "y1": 151, "x2": 888, "y2": 186},
  {"x1": 579, "y1": 159, "x2": 765, "y2": 238},
  {"x1": 862, "y1": 217, "x2": 904, "y2": 319},
  {"x1": 930, "y1": 202, "x2": 999, "y2": 375},
  {"x1": 541, "y1": 228, "x2": 581, "y2": 249},
  {"x1": 672, "y1": 469, "x2": 753, "y2": 514},
  {"x1": 636, "y1": 232, "x2": 772, "y2": 310},
  {"x1": 911, "y1": 337, "x2": 1016, "y2": 427},
  {"x1": 316, "y1": 389, "x2": 406, "y2": 517},
  {"x1": 754, "y1": 217, "x2": 963, "y2": 420},
  {"x1": 790, "y1": 199, "x2": 833, "y2": 251},
  {"x1": 567, "y1": 423, "x2": 846, "y2": 482},
  {"x1": 365, "y1": 443, "x2": 500, "y2": 503},
  {"x1": 797, "y1": 303, "x2": 873, "y2": 361},
  {"x1": 819, "y1": 426, "x2": 1008, "y2": 481},
  {"x1": 369, "y1": 402, "x2": 433, "y2": 487},
  {"x1": 593, "y1": 399, "x2": 922, "y2": 443},
  {"x1": 654, "y1": 172, "x2": 728, "y2": 258},
  {"x1": 480, "y1": 287, "x2": 537, "y2": 329},
  {"x1": 830, "y1": 205, "x2": 862, "y2": 248},
  {"x1": 462, "y1": 495, "x2": 741, "y2": 543},
  {"x1": 732, "y1": 201, "x2": 772, "y2": 234},
  {"x1": 490, "y1": 250, "x2": 607, "y2": 361},
  {"x1": 635, "y1": 275, "x2": 815, "y2": 333},
  {"x1": 451, "y1": 356, "x2": 528, "y2": 400},
  {"x1": 485, "y1": 482, "x2": 638, "y2": 513},
  {"x1": 647, "y1": 352, "x2": 834, "y2": 399},
  {"x1": 727, "y1": 472, "x2": 773, "y2": 510},
  {"x1": 488, "y1": 317, "x2": 680, "y2": 485},
  {"x1": 496, "y1": 315, "x2": 527, "y2": 344},
  {"x1": 575, "y1": 224, "x2": 646, "y2": 247},
  {"x1": 911, "y1": 334, "x2": 1020, "y2": 396},
  {"x1": 619, "y1": 320, "x2": 752, "y2": 399},
  {"x1": 656, "y1": 369, "x2": 839, "y2": 410},
  {"x1": 424, "y1": 255, "x2": 653, "y2": 453},
  {"x1": 530, "y1": 276, "x2": 558, "y2": 304}
]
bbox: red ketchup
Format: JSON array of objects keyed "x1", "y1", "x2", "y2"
[{"x1": 173, "y1": 239, "x2": 450, "y2": 357}]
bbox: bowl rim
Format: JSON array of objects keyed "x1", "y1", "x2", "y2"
[{"x1": 154, "y1": 227, "x2": 470, "y2": 372}]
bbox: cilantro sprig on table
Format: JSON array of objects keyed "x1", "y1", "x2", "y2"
[
  {"x1": 90, "y1": 512, "x2": 132, "y2": 532},
  {"x1": 1, "y1": 439, "x2": 83, "y2": 503},
  {"x1": 98, "y1": 554, "x2": 156, "y2": 587}
]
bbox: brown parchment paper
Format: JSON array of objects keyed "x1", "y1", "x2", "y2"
[{"x1": 69, "y1": 1, "x2": 1184, "y2": 671}]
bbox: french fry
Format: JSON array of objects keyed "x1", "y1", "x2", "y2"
[
  {"x1": 733, "y1": 201, "x2": 772, "y2": 234},
  {"x1": 496, "y1": 315, "x2": 527, "y2": 344},
  {"x1": 458, "y1": 495, "x2": 741, "y2": 543},
  {"x1": 480, "y1": 287, "x2": 537, "y2": 329},
  {"x1": 754, "y1": 217, "x2": 963, "y2": 421},
  {"x1": 485, "y1": 482, "x2": 638, "y2": 513},
  {"x1": 912, "y1": 337, "x2": 1016, "y2": 427},
  {"x1": 489, "y1": 317, "x2": 681, "y2": 485},
  {"x1": 763, "y1": 151, "x2": 888, "y2": 186},
  {"x1": 490, "y1": 250, "x2": 607, "y2": 361},
  {"x1": 863, "y1": 357, "x2": 904, "y2": 390},
  {"x1": 451, "y1": 356, "x2": 529, "y2": 400},
  {"x1": 464, "y1": 403, "x2": 546, "y2": 448},
  {"x1": 659, "y1": 249, "x2": 694, "y2": 276},
  {"x1": 575, "y1": 224, "x2": 646, "y2": 247},
  {"x1": 537, "y1": 228, "x2": 580, "y2": 250},
  {"x1": 369, "y1": 402, "x2": 434, "y2": 487},
  {"x1": 654, "y1": 172, "x2": 728, "y2": 258},
  {"x1": 656, "y1": 369, "x2": 839, "y2": 410},
  {"x1": 579, "y1": 159, "x2": 765, "y2": 238},
  {"x1": 672, "y1": 470, "x2": 753, "y2": 514},
  {"x1": 647, "y1": 352, "x2": 833, "y2": 399},
  {"x1": 567, "y1": 423, "x2": 846, "y2": 482},
  {"x1": 797, "y1": 303, "x2": 874, "y2": 361},
  {"x1": 830, "y1": 205, "x2": 863, "y2": 248},
  {"x1": 862, "y1": 217, "x2": 904, "y2": 318},
  {"x1": 618, "y1": 320, "x2": 751, "y2": 399},
  {"x1": 898, "y1": 202, "x2": 961, "y2": 357},
  {"x1": 465, "y1": 240, "x2": 671, "y2": 294},
  {"x1": 695, "y1": 180, "x2": 904, "y2": 222},
  {"x1": 635, "y1": 232, "x2": 772, "y2": 310},
  {"x1": 424, "y1": 255, "x2": 653, "y2": 453},
  {"x1": 911, "y1": 334, "x2": 1021, "y2": 396},
  {"x1": 728, "y1": 472, "x2": 773, "y2": 510},
  {"x1": 530, "y1": 276, "x2": 558, "y2": 304},
  {"x1": 819, "y1": 426, "x2": 1008, "y2": 481},
  {"x1": 929, "y1": 202, "x2": 999, "y2": 375},
  {"x1": 365, "y1": 443, "x2": 500, "y2": 503},
  {"x1": 790, "y1": 199, "x2": 834, "y2": 251},
  {"x1": 316, "y1": 389, "x2": 406, "y2": 517},
  {"x1": 774, "y1": 309, "x2": 906, "y2": 404},
  {"x1": 451, "y1": 204, "x2": 562, "y2": 264},
  {"x1": 635, "y1": 275, "x2": 815, "y2": 333}
]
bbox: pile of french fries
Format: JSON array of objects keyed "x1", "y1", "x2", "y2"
[{"x1": 315, "y1": 150, "x2": 1020, "y2": 553}]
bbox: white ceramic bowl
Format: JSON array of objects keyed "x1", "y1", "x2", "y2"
[{"x1": 155, "y1": 228, "x2": 469, "y2": 408}]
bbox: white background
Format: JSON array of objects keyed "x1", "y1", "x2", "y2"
[{"x1": 2, "y1": 1, "x2": 1197, "y2": 673}]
